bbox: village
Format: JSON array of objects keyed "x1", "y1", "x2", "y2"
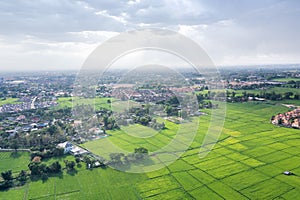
[{"x1": 271, "y1": 106, "x2": 300, "y2": 129}]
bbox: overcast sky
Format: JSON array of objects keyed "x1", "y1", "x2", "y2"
[{"x1": 0, "y1": 0, "x2": 299, "y2": 71}]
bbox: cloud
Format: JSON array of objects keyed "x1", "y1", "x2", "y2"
[
  {"x1": 0, "y1": 0, "x2": 299, "y2": 70},
  {"x1": 176, "y1": 0, "x2": 300, "y2": 65}
]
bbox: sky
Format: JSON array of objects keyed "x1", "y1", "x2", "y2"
[{"x1": 0, "y1": 0, "x2": 299, "y2": 71}]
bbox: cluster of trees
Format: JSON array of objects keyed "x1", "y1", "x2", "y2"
[
  {"x1": 102, "y1": 115, "x2": 118, "y2": 130},
  {"x1": 156, "y1": 96, "x2": 181, "y2": 117},
  {"x1": 86, "y1": 108, "x2": 118, "y2": 131},
  {"x1": 30, "y1": 147, "x2": 64, "y2": 160},
  {"x1": 28, "y1": 160, "x2": 62, "y2": 180},
  {"x1": 226, "y1": 91, "x2": 300, "y2": 103},
  {"x1": 129, "y1": 107, "x2": 152, "y2": 126},
  {"x1": 81, "y1": 155, "x2": 105, "y2": 169},
  {"x1": 28, "y1": 157, "x2": 79, "y2": 181},
  {"x1": 1, "y1": 153, "x2": 97, "y2": 190},
  {"x1": 0, "y1": 170, "x2": 14, "y2": 190},
  {"x1": 282, "y1": 80, "x2": 300, "y2": 88},
  {"x1": 228, "y1": 83, "x2": 282, "y2": 90},
  {"x1": 64, "y1": 160, "x2": 76, "y2": 172},
  {"x1": 196, "y1": 94, "x2": 219, "y2": 109},
  {"x1": 164, "y1": 105, "x2": 179, "y2": 116},
  {"x1": 0, "y1": 170, "x2": 27, "y2": 190},
  {"x1": 117, "y1": 106, "x2": 165, "y2": 130},
  {"x1": 109, "y1": 147, "x2": 149, "y2": 166},
  {"x1": 148, "y1": 119, "x2": 165, "y2": 130}
]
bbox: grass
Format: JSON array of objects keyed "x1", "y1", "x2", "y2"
[
  {"x1": 81, "y1": 120, "x2": 182, "y2": 159},
  {"x1": 1, "y1": 101, "x2": 300, "y2": 199},
  {"x1": 0, "y1": 98, "x2": 20, "y2": 106},
  {"x1": 56, "y1": 97, "x2": 140, "y2": 112},
  {"x1": 0, "y1": 152, "x2": 30, "y2": 173},
  {"x1": 0, "y1": 153, "x2": 147, "y2": 200},
  {"x1": 271, "y1": 77, "x2": 300, "y2": 82},
  {"x1": 121, "y1": 124, "x2": 159, "y2": 138},
  {"x1": 56, "y1": 97, "x2": 113, "y2": 110}
]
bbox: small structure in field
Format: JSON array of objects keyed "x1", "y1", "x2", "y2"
[{"x1": 283, "y1": 171, "x2": 294, "y2": 176}]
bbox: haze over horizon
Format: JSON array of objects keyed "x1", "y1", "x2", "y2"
[{"x1": 0, "y1": 0, "x2": 300, "y2": 71}]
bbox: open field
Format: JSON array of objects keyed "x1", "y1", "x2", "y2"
[
  {"x1": 1, "y1": 101, "x2": 300, "y2": 199},
  {"x1": 0, "y1": 152, "x2": 30, "y2": 175},
  {"x1": 56, "y1": 97, "x2": 138, "y2": 111},
  {"x1": 0, "y1": 98, "x2": 20, "y2": 106},
  {"x1": 271, "y1": 77, "x2": 300, "y2": 82},
  {"x1": 56, "y1": 97, "x2": 113, "y2": 110},
  {"x1": 0, "y1": 160, "x2": 146, "y2": 200}
]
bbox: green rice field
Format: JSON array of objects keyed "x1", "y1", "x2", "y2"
[{"x1": 1, "y1": 101, "x2": 300, "y2": 199}]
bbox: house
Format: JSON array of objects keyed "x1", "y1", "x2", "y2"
[
  {"x1": 57, "y1": 141, "x2": 73, "y2": 154},
  {"x1": 57, "y1": 141, "x2": 88, "y2": 156},
  {"x1": 31, "y1": 117, "x2": 40, "y2": 123},
  {"x1": 70, "y1": 146, "x2": 88, "y2": 156},
  {"x1": 22, "y1": 125, "x2": 31, "y2": 132},
  {"x1": 16, "y1": 115, "x2": 26, "y2": 121},
  {"x1": 94, "y1": 161, "x2": 101, "y2": 167},
  {"x1": 73, "y1": 120, "x2": 82, "y2": 127},
  {"x1": 6, "y1": 130, "x2": 17, "y2": 137},
  {"x1": 31, "y1": 128, "x2": 38, "y2": 132},
  {"x1": 37, "y1": 123, "x2": 48, "y2": 129},
  {"x1": 6, "y1": 117, "x2": 15, "y2": 122},
  {"x1": 88, "y1": 127, "x2": 104, "y2": 134},
  {"x1": 254, "y1": 97, "x2": 266, "y2": 101}
]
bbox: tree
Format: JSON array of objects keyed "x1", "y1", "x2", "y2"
[
  {"x1": 53, "y1": 148, "x2": 64, "y2": 157},
  {"x1": 134, "y1": 147, "x2": 149, "y2": 154},
  {"x1": 75, "y1": 157, "x2": 81, "y2": 164},
  {"x1": 284, "y1": 92, "x2": 293, "y2": 99},
  {"x1": 48, "y1": 125, "x2": 58, "y2": 135},
  {"x1": 28, "y1": 162, "x2": 40, "y2": 176},
  {"x1": 17, "y1": 170, "x2": 27, "y2": 183},
  {"x1": 103, "y1": 116, "x2": 109, "y2": 128},
  {"x1": 41, "y1": 172, "x2": 48, "y2": 181},
  {"x1": 83, "y1": 156, "x2": 92, "y2": 169},
  {"x1": 65, "y1": 161, "x2": 76, "y2": 171},
  {"x1": 133, "y1": 147, "x2": 149, "y2": 160},
  {"x1": 164, "y1": 105, "x2": 173, "y2": 116},
  {"x1": 48, "y1": 161, "x2": 62, "y2": 173},
  {"x1": 11, "y1": 140, "x2": 19, "y2": 152},
  {"x1": 109, "y1": 153, "x2": 124, "y2": 165},
  {"x1": 28, "y1": 162, "x2": 47, "y2": 176},
  {"x1": 168, "y1": 96, "x2": 179, "y2": 105},
  {"x1": 1, "y1": 170, "x2": 13, "y2": 181}
]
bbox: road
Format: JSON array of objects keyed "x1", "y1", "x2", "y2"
[{"x1": 31, "y1": 96, "x2": 37, "y2": 109}]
